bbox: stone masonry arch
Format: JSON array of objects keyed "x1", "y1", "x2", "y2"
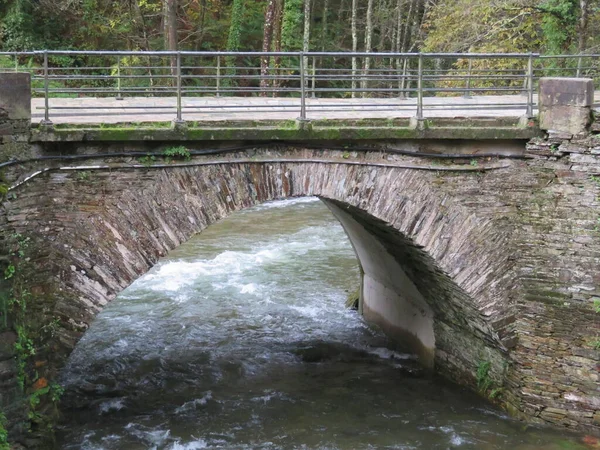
[{"x1": 2, "y1": 143, "x2": 600, "y2": 444}]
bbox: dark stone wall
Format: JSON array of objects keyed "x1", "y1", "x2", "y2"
[{"x1": 0, "y1": 139, "x2": 599, "y2": 444}]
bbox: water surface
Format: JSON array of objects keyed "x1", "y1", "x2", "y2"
[{"x1": 58, "y1": 197, "x2": 588, "y2": 449}]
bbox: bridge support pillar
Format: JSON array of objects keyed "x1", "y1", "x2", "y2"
[
  {"x1": 0, "y1": 72, "x2": 31, "y2": 162},
  {"x1": 539, "y1": 77, "x2": 594, "y2": 136}
]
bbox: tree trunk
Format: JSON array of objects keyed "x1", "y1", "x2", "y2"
[
  {"x1": 272, "y1": 0, "x2": 284, "y2": 95},
  {"x1": 165, "y1": 0, "x2": 178, "y2": 75},
  {"x1": 398, "y1": 0, "x2": 416, "y2": 97},
  {"x1": 401, "y1": 0, "x2": 415, "y2": 53},
  {"x1": 578, "y1": 0, "x2": 589, "y2": 54},
  {"x1": 303, "y1": 0, "x2": 311, "y2": 75},
  {"x1": 362, "y1": 0, "x2": 374, "y2": 96},
  {"x1": 351, "y1": 0, "x2": 358, "y2": 97},
  {"x1": 261, "y1": 0, "x2": 277, "y2": 95}
]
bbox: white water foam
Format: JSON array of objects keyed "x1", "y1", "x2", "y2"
[
  {"x1": 175, "y1": 392, "x2": 213, "y2": 414},
  {"x1": 288, "y1": 304, "x2": 324, "y2": 318},
  {"x1": 124, "y1": 423, "x2": 170, "y2": 447},
  {"x1": 252, "y1": 197, "x2": 320, "y2": 211},
  {"x1": 98, "y1": 398, "x2": 126, "y2": 414},
  {"x1": 168, "y1": 440, "x2": 208, "y2": 450},
  {"x1": 140, "y1": 249, "x2": 283, "y2": 292}
]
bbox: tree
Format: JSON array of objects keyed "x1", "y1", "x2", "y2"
[
  {"x1": 303, "y1": 0, "x2": 311, "y2": 77},
  {"x1": 281, "y1": 0, "x2": 303, "y2": 51},
  {"x1": 361, "y1": 0, "x2": 374, "y2": 95},
  {"x1": 578, "y1": 0, "x2": 589, "y2": 54},
  {"x1": 261, "y1": 0, "x2": 277, "y2": 94},
  {"x1": 225, "y1": 0, "x2": 245, "y2": 87},
  {"x1": 165, "y1": 0, "x2": 178, "y2": 74}
]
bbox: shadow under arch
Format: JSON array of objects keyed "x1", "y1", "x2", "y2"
[{"x1": 2, "y1": 151, "x2": 517, "y2": 433}]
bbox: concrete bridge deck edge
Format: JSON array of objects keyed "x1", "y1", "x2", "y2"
[{"x1": 29, "y1": 116, "x2": 541, "y2": 143}]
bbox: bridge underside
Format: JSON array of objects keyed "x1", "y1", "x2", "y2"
[{"x1": 1, "y1": 141, "x2": 600, "y2": 444}]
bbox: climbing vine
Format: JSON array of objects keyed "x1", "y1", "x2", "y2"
[
  {"x1": 2, "y1": 232, "x2": 64, "y2": 443},
  {"x1": 225, "y1": 0, "x2": 245, "y2": 86},
  {"x1": 281, "y1": 0, "x2": 303, "y2": 51}
]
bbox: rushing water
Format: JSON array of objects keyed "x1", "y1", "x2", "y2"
[{"x1": 58, "y1": 198, "x2": 588, "y2": 450}]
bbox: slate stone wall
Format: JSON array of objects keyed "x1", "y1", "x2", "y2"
[{"x1": 0, "y1": 137, "x2": 599, "y2": 444}]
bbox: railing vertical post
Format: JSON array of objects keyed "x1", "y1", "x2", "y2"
[
  {"x1": 576, "y1": 55, "x2": 583, "y2": 78},
  {"x1": 116, "y1": 56, "x2": 123, "y2": 100},
  {"x1": 14, "y1": 54, "x2": 18, "y2": 72},
  {"x1": 42, "y1": 50, "x2": 52, "y2": 125},
  {"x1": 311, "y1": 56, "x2": 316, "y2": 98},
  {"x1": 463, "y1": 58, "x2": 472, "y2": 99},
  {"x1": 216, "y1": 55, "x2": 221, "y2": 97},
  {"x1": 417, "y1": 53, "x2": 423, "y2": 120},
  {"x1": 175, "y1": 52, "x2": 183, "y2": 123},
  {"x1": 526, "y1": 53, "x2": 534, "y2": 117},
  {"x1": 299, "y1": 52, "x2": 307, "y2": 121}
]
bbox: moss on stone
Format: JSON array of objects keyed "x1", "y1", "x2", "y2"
[{"x1": 29, "y1": 117, "x2": 542, "y2": 143}]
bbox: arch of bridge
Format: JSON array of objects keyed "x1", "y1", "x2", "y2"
[{"x1": 3, "y1": 148, "x2": 516, "y2": 390}]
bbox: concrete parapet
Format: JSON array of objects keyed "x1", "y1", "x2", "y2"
[
  {"x1": 0, "y1": 72, "x2": 32, "y2": 162},
  {"x1": 0, "y1": 72, "x2": 31, "y2": 122},
  {"x1": 539, "y1": 77, "x2": 594, "y2": 135}
]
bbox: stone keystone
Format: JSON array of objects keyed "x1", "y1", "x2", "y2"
[{"x1": 538, "y1": 77, "x2": 594, "y2": 135}]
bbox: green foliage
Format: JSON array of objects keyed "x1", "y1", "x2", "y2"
[
  {"x1": 226, "y1": 0, "x2": 245, "y2": 52},
  {"x1": 489, "y1": 387, "x2": 504, "y2": 399},
  {"x1": 13, "y1": 234, "x2": 29, "y2": 258},
  {"x1": 224, "y1": 0, "x2": 246, "y2": 87},
  {"x1": 50, "y1": 383, "x2": 65, "y2": 403},
  {"x1": 75, "y1": 171, "x2": 91, "y2": 182},
  {"x1": 0, "y1": 412, "x2": 8, "y2": 450},
  {"x1": 1, "y1": 0, "x2": 39, "y2": 50},
  {"x1": 40, "y1": 318, "x2": 61, "y2": 338},
  {"x1": 593, "y1": 298, "x2": 600, "y2": 313},
  {"x1": 281, "y1": 0, "x2": 303, "y2": 51},
  {"x1": 4, "y1": 264, "x2": 15, "y2": 280},
  {"x1": 15, "y1": 324, "x2": 34, "y2": 389},
  {"x1": 163, "y1": 146, "x2": 191, "y2": 161},
  {"x1": 139, "y1": 154, "x2": 157, "y2": 167},
  {"x1": 539, "y1": 0, "x2": 578, "y2": 54},
  {"x1": 476, "y1": 360, "x2": 493, "y2": 393},
  {"x1": 0, "y1": 184, "x2": 8, "y2": 201},
  {"x1": 29, "y1": 385, "x2": 50, "y2": 410}
]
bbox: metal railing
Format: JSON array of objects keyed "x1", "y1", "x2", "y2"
[{"x1": 0, "y1": 50, "x2": 598, "y2": 124}]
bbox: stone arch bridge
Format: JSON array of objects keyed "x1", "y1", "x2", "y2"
[{"x1": 0, "y1": 75, "x2": 599, "y2": 446}]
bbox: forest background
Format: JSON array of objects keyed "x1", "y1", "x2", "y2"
[
  {"x1": 0, "y1": 0, "x2": 598, "y2": 91},
  {"x1": 0, "y1": 0, "x2": 597, "y2": 55}
]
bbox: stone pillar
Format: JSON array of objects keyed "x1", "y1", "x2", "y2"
[
  {"x1": 538, "y1": 77, "x2": 594, "y2": 136},
  {"x1": 0, "y1": 72, "x2": 31, "y2": 162}
]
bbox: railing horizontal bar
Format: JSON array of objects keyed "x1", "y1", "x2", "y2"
[
  {"x1": 42, "y1": 102, "x2": 530, "y2": 110},
  {"x1": 26, "y1": 50, "x2": 543, "y2": 58}
]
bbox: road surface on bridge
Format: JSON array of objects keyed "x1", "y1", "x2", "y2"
[{"x1": 31, "y1": 95, "x2": 546, "y2": 125}]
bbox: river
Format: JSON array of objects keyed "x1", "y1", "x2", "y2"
[{"x1": 57, "y1": 197, "x2": 588, "y2": 450}]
